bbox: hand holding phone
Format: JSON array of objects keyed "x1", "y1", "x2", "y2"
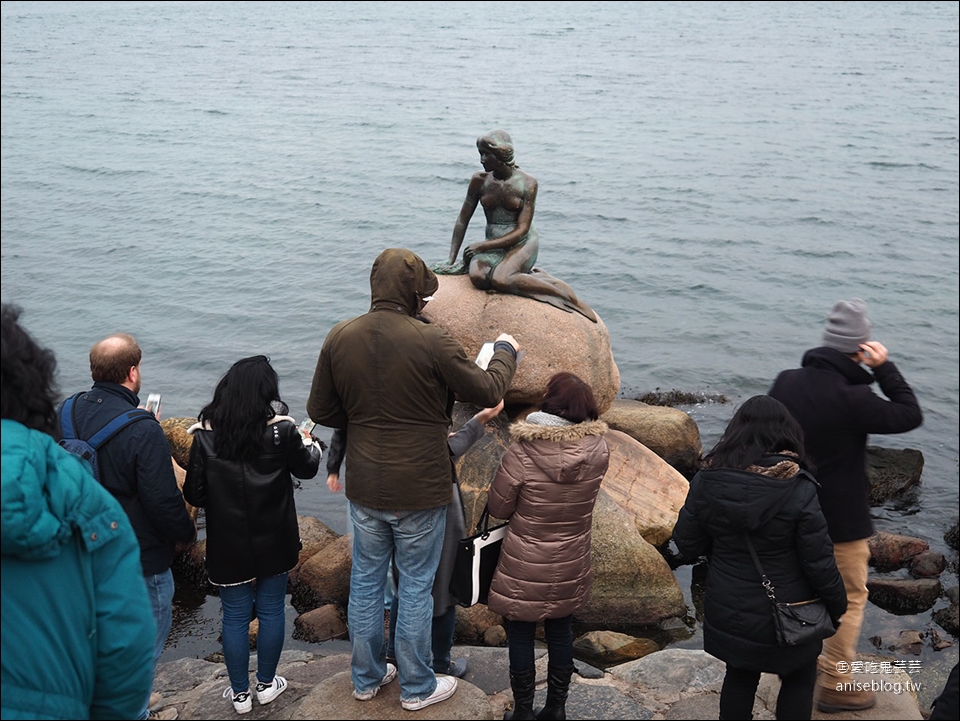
[{"x1": 143, "y1": 393, "x2": 162, "y2": 419}]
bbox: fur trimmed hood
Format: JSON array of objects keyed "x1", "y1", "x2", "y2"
[
  {"x1": 187, "y1": 415, "x2": 296, "y2": 434},
  {"x1": 509, "y1": 418, "x2": 608, "y2": 443}
]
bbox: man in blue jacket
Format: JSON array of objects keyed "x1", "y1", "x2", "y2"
[
  {"x1": 60, "y1": 333, "x2": 196, "y2": 721},
  {"x1": 769, "y1": 299, "x2": 922, "y2": 713}
]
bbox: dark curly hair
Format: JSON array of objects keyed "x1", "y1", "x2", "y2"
[{"x1": 1, "y1": 303, "x2": 60, "y2": 436}]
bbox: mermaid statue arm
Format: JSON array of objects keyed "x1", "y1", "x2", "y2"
[{"x1": 432, "y1": 174, "x2": 484, "y2": 274}]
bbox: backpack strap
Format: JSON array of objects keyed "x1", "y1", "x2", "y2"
[
  {"x1": 59, "y1": 392, "x2": 155, "y2": 448},
  {"x1": 59, "y1": 393, "x2": 82, "y2": 441},
  {"x1": 87, "y1": 408, "x2": 156, "y2": 449}
]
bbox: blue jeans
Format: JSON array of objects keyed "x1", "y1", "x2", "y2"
[
  {"x1": 219, "y1": 573, "x2": 289, "y2": 693},
  {"x1": 348, "y1": 502, "x2": 445, "y2": 701},
  {"x1": 137, "y1": 569, "x2": 175, "y2": 719},
  {"x1": 388, "y1": 596, "x2": 458, "y2": 674}
]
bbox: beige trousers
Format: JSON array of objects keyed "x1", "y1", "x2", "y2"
[{"x1": 819, "y1": 538, "x2": 871, "y2": 686}]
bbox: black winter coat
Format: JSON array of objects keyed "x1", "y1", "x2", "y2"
[
  {"x1": 183, "y1": 416, "x2": 321, "y2": 585},
  {"x1": 673, "y1": 461, "x2": 847, "y2": 675},
  {"x1": 58, "y1": 382, "x2": 196, "y2": 576},
  {"x1": 769, "y1": 347, "x2": 922, "y2": 543}
]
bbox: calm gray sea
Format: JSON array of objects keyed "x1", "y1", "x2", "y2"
[{"x1": 3, "y1": 0, "x2": 958, "y2": 704}]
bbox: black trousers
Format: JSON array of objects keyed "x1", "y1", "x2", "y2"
[
  {"x1": 719, "y1": 661, "x2": 817, "y2": 720},
  {"x1": 506, "y1": 615, "x2": 574, "y2": 672}
]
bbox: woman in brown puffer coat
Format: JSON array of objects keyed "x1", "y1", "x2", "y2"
[{"x1": 487, "y1": 372, "x2": 610, "y2": 721}]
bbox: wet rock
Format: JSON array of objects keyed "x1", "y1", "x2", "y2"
[
  {"x1": 866, "y1": 446, "x2": 924, "y2": 505},
  {"x1": 600, "y1": 399, "x2": 702, "y2": 478},
  {"x1": 945, "y1": 521, "x2": 959, "y2": 552},
  {"x1": 291, "y1": 534, "x2": 351, "y2": 612},
  {"x1": 933, "y1": 602, "x2": 959, "y2": 637},
  {"x1": 573, "y1": 630, "x2": 660, "y2": 666},
  {"x1": 927, "y1": 627, "x2": 955, "y2": 651},
  {"x1": 293, "y1": 604, "x2": 348, "y2": 643},
  {"x1": 947, "y1": 585, "x2": 960, "y2": 606},
  {"x1": 867, "y1": 577, "x2": 941, "y2": 615},
  {"x1": 172, "y1": 537, "x2": 209, "y2": 589},
  {"x1": 868, "y1": 531, "x2": 929, "y2": 571},
  {"x1": 908, "y1": 550, "x2": 947, "y2": 579},
  {"x1": 893, "y1": 629, "x2": 924, "y2": 656}
]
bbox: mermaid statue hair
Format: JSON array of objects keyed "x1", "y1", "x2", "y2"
[{"x1": 477, "y1": 129, "x2": 517, "y2": 167}]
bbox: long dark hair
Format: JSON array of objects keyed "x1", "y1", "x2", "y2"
[
  {"x1": 1, "y1": 303, "x2": 60, "y2": 436},
  {"x1": 539, "y1": 371, "x2": 599, "y2": 423},
  {"x1": 703, "y1": 395, "x2": 807, "y2": 471},
  {"x1": 198, "y1": 355, "x2": 285, "y2": 462}
]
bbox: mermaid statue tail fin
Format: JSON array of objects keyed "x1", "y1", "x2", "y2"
[{"x1": 526, "y1": 268, "x2": 598, "y2": 322}]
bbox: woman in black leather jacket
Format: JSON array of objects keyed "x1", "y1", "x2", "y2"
[
  {"x1": 673, "y1": 395, "x2": 847, "y2": 720},
  {"x1": 184, "y1": 355, "x2": 321, "y2": 714}
]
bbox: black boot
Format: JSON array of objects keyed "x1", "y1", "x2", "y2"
[
  {"x1": 503, "y1": 667, "x2": 537, "y2": 720},
  {"x1": 535, "y1": 664, "x2": 574, "y2": 720}
]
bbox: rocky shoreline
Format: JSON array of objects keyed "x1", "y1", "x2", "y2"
[{"x1": 150, "y1": 645, "x2": 929, "y2": 720}]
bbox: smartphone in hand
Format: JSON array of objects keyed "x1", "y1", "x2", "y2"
[{"x1": 144, "y1": 393, "x2": 162, "y2": 418}]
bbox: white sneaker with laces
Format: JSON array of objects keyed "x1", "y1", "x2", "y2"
[
  {"x1": 221, "y1": 687, "x2": 252, "y2": 714},
  {"x1": 255, "y1": 675, "x2": 288, "y2": 705},
  {"x1": 353, "y1": 662, "x2": 398, "y2": 701},
  {"x1": 401, "y1": 675, "x2": 458, "y2": 711}
]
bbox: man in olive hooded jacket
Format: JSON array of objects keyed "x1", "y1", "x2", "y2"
[{"x1": 307, "y1": 248, "x2": 518, "y2": 711}]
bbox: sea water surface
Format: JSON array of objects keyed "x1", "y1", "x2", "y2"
[{"x1": 2, "y1": 0, "x2": 958, "y2": 708}]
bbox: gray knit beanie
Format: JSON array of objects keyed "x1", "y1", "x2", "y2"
[{"x1": 822, "y1": 298, "x2": 871, "y2": 353}]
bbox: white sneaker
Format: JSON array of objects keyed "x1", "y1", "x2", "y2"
[
  {"x1": 353, "y1": 662, "x2": 398, "y2": 701},
  {"x1": 401, "y1": 675, "x2": 458, "y2": 711},
  {"x1": 255, "y1": 675, "x2": 287, "y2": 705},
  {"x1": 221, "y1": 687, "x2": 252, "y2": 714}
]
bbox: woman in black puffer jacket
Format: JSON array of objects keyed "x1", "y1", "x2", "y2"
[
  {"x1": 673, "y1": 395, "x2": 847, "y2": 720},
  {"x1": 184, "y1": 355, "x2": 321, "y2": 714}
]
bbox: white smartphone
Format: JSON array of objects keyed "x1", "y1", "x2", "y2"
[
  {"x1": 144, "y1": 393, "x2": 162, "y2": 417},
  {"x1": 475, "y1": 342, "x2": 495, "y2": 370},
  {"x1": 476, "y1": 342, "x2": 523, "y2": 369}
]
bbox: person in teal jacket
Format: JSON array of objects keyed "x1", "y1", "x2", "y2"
[{"x1": 1, "y1": 303, "x2": 156, "y2": 720}]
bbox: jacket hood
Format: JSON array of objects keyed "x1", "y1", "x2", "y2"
[
  {"x1": 508, "y1": 418, "x2": 608, "y2": 485},
  {"x1": 692, "y1": 465, "x2": 817, "y2": 532},
  {"x1": 802, "y1": 346, "x2": 876, "y2": 386},
  {"x1": 369, "y1": 248, "x2": 439, "y2": 317},
  {"x1": 1, "y1": 419, "x2": 113, "y2": 561}
]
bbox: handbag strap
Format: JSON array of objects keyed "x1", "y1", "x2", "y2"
[
  {"x1": 743, "y1": 533, "x2": 779, "y2": 604},
  {"x1": 475, "y1": 505, "x2": 492, "y2": 537}
]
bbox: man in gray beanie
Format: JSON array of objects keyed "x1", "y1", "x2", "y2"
[{"x1": 769, "y1": 299, "x2": 922, "y2": 713}]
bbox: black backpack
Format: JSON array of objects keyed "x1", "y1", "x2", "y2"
[{"x1": 58, "y1": 393, "x2": 155, "y2": 483}]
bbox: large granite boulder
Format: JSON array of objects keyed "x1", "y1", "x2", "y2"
[
  {"x1": 422, "y1": 275, "x2": 620, "y2": 413},
  {"x1": 600, "y1": 399, "x2": 702, "y2": 478},
  {"x1": 601, "y1": 430, "x2": 690, "y2": 548},
  {"x1": 580, "y1": 491, "x2": 688, "y2": 627}
]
